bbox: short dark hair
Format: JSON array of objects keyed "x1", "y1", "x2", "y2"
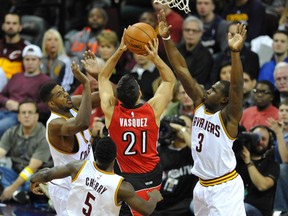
[
  {"x1": 94, "y1": 137, "x2": 117, "y2": 164},
  {"x1": 39, "y1": 81, "x2": 58, "y2": 103},
  {"x1": 220, "y1": 80, "x2": 230, "y2": 97},
  {"x1": 18, "y1": 99, "x2": 39, "y2": 113},
  {"x1": 116, "y1": 74, "x2": 140, "y2": 108}
]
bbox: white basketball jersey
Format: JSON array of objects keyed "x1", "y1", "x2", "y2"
[
  {"x1": 191, "y1": 104, "x2": 237, "y2": 179},
  {"x1": 46, "y1": 108, "x2": 94, "y2": 189},
  {"x1": 66, "y1": 161, "x2": 123, "y2": 216}
]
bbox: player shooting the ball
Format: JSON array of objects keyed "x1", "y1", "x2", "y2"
[{"x1": 95, "y1": 30, "x2": 176, "y2": 216}]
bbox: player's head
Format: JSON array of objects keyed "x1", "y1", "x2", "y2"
[
  {"x1": 116, "y1": 74, "x2": 141, "y2": 108},
  {"x1": 94, "y1": 137, "x2": 117, "y2": 164},
  {"x1": 39, "y1": 81, "x2": 73, "y2": 111},
  {"x1": 39, "y1": 81, "x2": 58, "y2": 103},
  {"x1": 204, "y1": 80, "x2": 230, "y2": 110}
]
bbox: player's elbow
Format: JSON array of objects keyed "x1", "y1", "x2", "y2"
[{"x1": 75, "y1": 121, "x2": 90, "y2": 131}]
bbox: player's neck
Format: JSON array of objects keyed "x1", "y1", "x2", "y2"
[
  {"x1": 97, "y1": 162, "x2": 113, "y2": 172},
  {"x1": 52, "y1": 108, "x2": 73, "y2": 118}
]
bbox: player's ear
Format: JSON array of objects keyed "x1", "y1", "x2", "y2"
[
  {"x1": 138, "y1": 89, "x2": 142, "y2": 100},
  {"x1": 221, "y1": 96, "x2": 229, "y2": 105},
  {"x1": 48, "y1": 101, "x2": 55, "y2": 108}
]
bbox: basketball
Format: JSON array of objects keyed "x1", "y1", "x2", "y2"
[{"x1": 124, "y1": 22, "x2": 157, "y2": 55}]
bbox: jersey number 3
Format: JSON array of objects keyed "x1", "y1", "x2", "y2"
[
  {"x1": 196, "y1": 133, "x2": 204, "y2": 152},
  {"x1": 122, "y1": 131, "x2": 148, "y2": 155}
]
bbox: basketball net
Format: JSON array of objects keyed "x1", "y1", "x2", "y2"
[{"x1": 153, "y1": 0, "x2": 191, "y2": 14}]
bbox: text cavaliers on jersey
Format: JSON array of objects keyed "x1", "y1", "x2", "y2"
[{"x1": 192, "y1": 116, "x2": 220, "y2": 137}]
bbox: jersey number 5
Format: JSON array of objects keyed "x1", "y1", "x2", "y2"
[
  {"x1": 82, "y1": 192, "x2": 95, "y2": 216},
  {"x1": 122, "y1": 131, "x2": 147, "y2": 155}
]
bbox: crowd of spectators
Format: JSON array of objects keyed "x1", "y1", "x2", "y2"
[{"x1": 0, "y1": 0, "x2": 287, "y2": 215}]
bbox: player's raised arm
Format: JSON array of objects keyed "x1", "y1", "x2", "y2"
[
  {"x1": 98, "y1": 31, "x2": 127, "y2": 128},
  {"x1": 157, "y1": 9, "x2": 205, "y2": 106},
  {"x1": 146, "y1": 38, "x2": 176, "y2": 125},
  {"x1": 43, "y1": 62, "x2": 92, "y2": 137},
  {"x1": 222, "y1": 24, "x2": 247, "y2": 137}
]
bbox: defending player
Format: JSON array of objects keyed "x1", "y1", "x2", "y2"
[
  {"x1": 39, "y1": 61, "x2": 100, "y2": 215},
  {"x1": 158, "y1": 9, "x2": 247, "y2": 216}
]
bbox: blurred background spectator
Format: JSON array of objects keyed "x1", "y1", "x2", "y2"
[
  {"x1": 0, "y1": 99, "x2": 52, "y2": 204},
  {"x1": 164, "y1": 81, "x2": 195, "y2": 117},
  {"x1": 157, "y1": 114, "x2": 197, "y2": 216},
  {"x1": 240, "y1": 80, "x2": 278, "y2": 131},
  {"x1": 0, "y1": 67, "x2": 8, "y2": 91},
  {"x1": 120, "y1": 0, "x2": 153, "y2": 30},
  {"x1": 222, "y1": 0, "x2": 266, "y2": 43},
  {"x1": 278, "y1": 1, "x2": 288, "y2": 32},
  {"x1": 177, "y1": 15, "x2": 213, "y2": 89},
  {"x1": 243, "y1": 71, "x2": 257, "y2": 110},
  {"x1": 196, "y1": 0, "x2": 228, "y2": 55},
  {"x1": 0, "y1": 12, "x2": 30, "y2": 79},
  {"x1": 211, "y1": 21, "x2": 260, "y2": 85},
  {"x1": 41, "y1": 28, "x2": 74, "y2": 93},
  {"x1": 267, "y1": 101, "x2": 288, "y2": 215},
  {"x1": 0, "y1": 44, "x2": 50, "y2": 137},
  {"x1": 152, "y1": 0, "x2": 183, "y2": 45},
  {"x1": 65, "y1": 7, "x2": 108, "y2": 65},
  {"x1": 96, "y1": 29, "x2": 127, "y2": 84},
  {"x1": 273, "y1": 62, "x2": 288, "y2": 107},
  {"x1": 258, "y1": 30, "x2": 288, "y2": 86},
  {"x1": 235, "y1": 125, "x2": 280, "y2": 216},
  {"x1": 126, "y1": 52, "x2": 160, "y2": 102}
]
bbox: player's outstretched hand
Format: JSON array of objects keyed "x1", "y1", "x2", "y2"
[
  {"x1": 157, "y1": 9, "x2": 171, "y2": 39},
  {"x1": 145, "y1": 38, "x2": 159, "y2": 60},
  {"x1": 119, "y1": 29, "x2": 128, "y2": 52},
  {"x1": 81, "y1": 50, "x2": 100, "y2": 78},
  {"x1": 228, "y1": 23, "x2": 247, "y2": 52},
  {"x1": 147, "y1": 189, "x2": 163, "y2": 202},
  {"x1": 71, "y1": 61, "x2": 89, "y2": 84}
]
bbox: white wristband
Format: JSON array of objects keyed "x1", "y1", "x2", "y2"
[{"x1": 162, "y1": 35, "x2": 171, "y2": 41}]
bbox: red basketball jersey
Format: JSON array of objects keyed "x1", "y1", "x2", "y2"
[{"x1": 109, "y1": 102, "x2": 160, "y2": 174}]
